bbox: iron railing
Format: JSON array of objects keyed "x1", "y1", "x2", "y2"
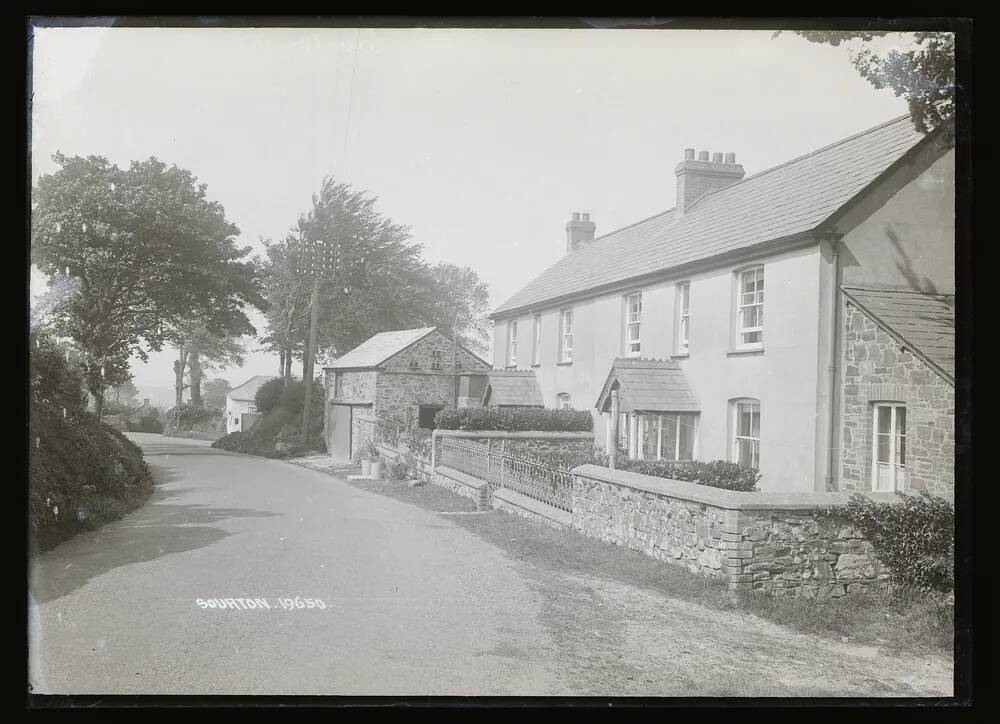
[{"x1": 438, "y1": 437, "x2": 573, "y2": 512}]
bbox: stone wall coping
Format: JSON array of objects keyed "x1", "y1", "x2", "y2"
[
  {"x1": 492, "y1": 487, "x2": 572, "y2": 527},
  {"x1": 433, "y1": 429, "x2": 594, "y2": 441},
  {"x1": 571, "y1": 464, "x2": 900, "y2": 511},
  {"x1": 434, "y1": 465, "x2": 489, "y2": 492}
]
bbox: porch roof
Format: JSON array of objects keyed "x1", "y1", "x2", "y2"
[{"x1": 595, "y1": 358, "x2": 700, "y2": 414}]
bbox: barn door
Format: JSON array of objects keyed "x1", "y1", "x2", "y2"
[{"x1": 330, "y1": 404, "x2": 353, "y2": 460}]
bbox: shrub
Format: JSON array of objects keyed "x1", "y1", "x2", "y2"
[
  {"x1": 130, "y1": 415, "x2": 164, "y2": 433},
  {"x1": 614, "y1": 459, "x2": 762, "y2": 493},
  {"x1": 254, "y1": 378, "x2": 286, "y2": 414},
  {"x1": 829, "y1": 492, "x2": 954, "y2": 592},
  {"x1": 211, "y1": 384, "x2": 325, "y2": 459},
  {"x1": 434, "y1": 406, "x2": 593, "y2": 432}
]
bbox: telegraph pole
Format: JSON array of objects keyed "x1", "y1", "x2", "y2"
[
  {"x1": 301, "y1": 275, "x2": 321, "y2": 444},
  {"x1": 297, "y1": 235, "x2": 334, "y2": 448}
]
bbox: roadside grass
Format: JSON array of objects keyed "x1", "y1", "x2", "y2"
[{"x1": 340, "y1": 476, "x2": 953, "y2": 657}]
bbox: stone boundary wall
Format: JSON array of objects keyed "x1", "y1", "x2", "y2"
[
  {"x1": 431, "y1": 466, "x2": 490, "y2": 509},
  {"x1": 491, "y1": 487, "x2": 572, "y2": 529},
  {"x1": 572, "y1": 465, "x2": 897, "y2": 598},
  {"x1": 375, "y1": 441, "x2": 433, "y2": 483}
]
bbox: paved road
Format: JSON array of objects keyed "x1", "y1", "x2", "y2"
[
  {"x1": 29, "y1": 434, "x2": 953, "y2": 697},
  {"x1": 30, "y1": 434, "x2": 562, "y2": 696}
]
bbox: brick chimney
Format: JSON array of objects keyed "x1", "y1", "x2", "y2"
[
  {"x1": 674, "y1": 149, "x2": 744, "y2": 217},
  {"x1": 565, "y1": 212, "x2": 596, "y2": 253}
]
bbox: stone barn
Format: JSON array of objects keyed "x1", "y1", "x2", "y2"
[{"x1": 323, "y1": 327, "x2": 491, "y2": 461}]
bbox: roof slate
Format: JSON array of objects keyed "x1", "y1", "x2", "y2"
[
  {"x1": 494, "y1": 114, "x2": 927, "y2": 316},
  {"x1": 227, "y1": 375, "x2": 277, "y2": 401},
  {"x1": 595, "y1": 358, "x2": 700, "y2": 413},
  {"x1": 482, "y1": 370, "x2": 544, "y2": 407},
  {"x1": 326, "y1": 327, "x2": 437, "y2": 369},
  {"x1": 842, "y1": 286, "x2": 955, "y2": 380}
]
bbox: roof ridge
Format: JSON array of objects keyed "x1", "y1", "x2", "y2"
[{"x1": 689, "y1": 113, "x2": 916, "y2": 206}]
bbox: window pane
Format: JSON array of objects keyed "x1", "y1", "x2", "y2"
[
  {"x1": 660, "y1": 414, "x2": 678, "y2": 461},
  {"x1": 738, "y1": 405, "x2": 751, "y2": 436},
  {"x1": 877, "y1": 406, "x2": 891, "y2": 435},
  {"x1": 896, "y1": 406, "x2": 906, "y2": 436},
  {"x1": 876, "y1": 433, "x2": 891, "y2": 464},
  {"x1": 737, "y1": 439, "x2": 754, "y2": 467},
  {"x1": 641, "y1": 415, "x2": 657, "y2": 459},
  {"x1": 751, "y1": 406, "x2": 760, "y2": 437},
  {"x1": 678, "y1": 415, "x2": 695, "y2": 460}
]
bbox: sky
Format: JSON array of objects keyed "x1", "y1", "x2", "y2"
[{"x1": 29, "y1": 25, "x2": 913, "y2": 397}]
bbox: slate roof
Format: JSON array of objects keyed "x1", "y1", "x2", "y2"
[
  {"x1": 842, "y1": 286, "x2": 955, "y2": 381},
  {"x1": 227, "y1": 375, "x2": 277, "y2": 402},
  {"x1": 325, "y1": 327, "x2": 437, "y2": 370},
  {"x1": 481, "y1": 370, "x2": 544, "y2": 407},
  {"x1": 493, "y1": 114, "x2": 928, "y2": 317},
  {"x1": 595, "y1": 359, "x2": 700, "y2": 414}
]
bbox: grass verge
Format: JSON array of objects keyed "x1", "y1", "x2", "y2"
[{"x1": 341, "y1": 475, "x2": 953, "y2": 656}]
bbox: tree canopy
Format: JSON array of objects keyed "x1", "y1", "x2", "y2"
[
  {"x1": 261, "y1": 179, "x2": 493, "y2": 373},
  {"x1": 31, "y1": 153, "x2": 265, "y2": 416},
  {"x1": 790, "y1": 31, "x2": 955, "y2": 144}
]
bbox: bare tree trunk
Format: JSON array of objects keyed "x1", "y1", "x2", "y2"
[
  {"x1": 189, "y1": 349, "x2": 203, "y2": 406},
  {"x1": 93, "y1": 390, "x2": 104, "y2": 420},
  {"x1": 278, "y1": 348, "x2": 286, "y2": 379},
  {"x1": 283, "y1": 345, "x2": 293, "y2": 385},
  {"x1": 173, "y1": 349, "x2": 188, "y2": 423}
]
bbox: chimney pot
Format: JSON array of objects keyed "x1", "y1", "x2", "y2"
[
  {"x1": 565, "y1": 211, "x2": 596, "y2": 253},
  {"x1": 572, "y1": 212, "x2": 580, "y2": 221},
  {"x1": 712, "y1": 152, "x2": 723, "y2": 164},
  {"x1": 675, "y1": 147, "x2": 745, "y2": 216},
  {"x1": 698, "y1": 151, "x2": 709, "y2": 161},
  {"x1": 684, "y1": 148, "x2": 695, "y2": 160},
  {"x1": 725, "y1": 152, "x2": 736, "y2": 164},
  {"x1": 581, "y1": 212, "x2": 589, "y2": 221}
]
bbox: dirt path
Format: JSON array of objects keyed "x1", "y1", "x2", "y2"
[{"x1": 522, "y1": 568, "x2": 952, "y2": 697}]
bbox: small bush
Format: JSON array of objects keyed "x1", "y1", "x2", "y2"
[
  {"x1": 130, "y1": 415, "x2": 164, "y2": 433},
  {"x1": 830, "y1": 491, "x2": 954, "y2": 592},
  {"x1": 434, "y1": 406, "x2": 593, "y2": 432},
  {"x1": 212, "y1": 384, "x2": 325, "y2": 459}
]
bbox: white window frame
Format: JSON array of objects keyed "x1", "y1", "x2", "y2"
[
  {"x1": 248, "y1": 401, "x2": 258, "y2": 414},
  {"x1": 559, "y1": 308, "x2": 574, "y2": 362},
  {"x1": 625, "y1": 292, "x2": 642, "y2": 357},
  {"x1": 735, "y1": 266, "x2": 764, "y2": 349},
  {"x1": 507, "y1": 319, "x2": 518, "y2": 367},
  {"x1": 532, "y1": 313, "x2": 542, "y2": 365},
  {"x1": 731, "y1": 399, "x2": 761, "y2": 468},
  {"x1": 677, "y1": 282, "x2": 691, "y2": 354},
  {"x1": 557, "y1": 393, "x2": 572, "y2": 410},
  {"x1": 871, "y1": 403, "x2": 907, "y2": 492}
]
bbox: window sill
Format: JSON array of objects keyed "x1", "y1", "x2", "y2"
[
  {"x1": 556, "y1": 361, "x2": 573, "y2": 366},
  {"x1": 530, "y1": 363, "x2": 541, "y2": 368},
  {"x1": 670, "y1": 352, "x2": 689, "y2": 360},
  {"x1": 727, "y1": 346, "x2": 764, "y2": 357}
]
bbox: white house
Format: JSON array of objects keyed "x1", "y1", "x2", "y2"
[{"x1": 226, "y1": 375, "x2": 276, "y2": 434}]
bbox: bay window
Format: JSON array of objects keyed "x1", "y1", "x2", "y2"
[{"x1": 632, "y1": 412, "x2": 697, "y2": 461}]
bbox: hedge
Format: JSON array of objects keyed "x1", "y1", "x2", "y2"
[
  {"x1": 212, "y1": 380, "x2": 325, "y2": 459},
  {"x1": 30, "y1": 405, "x2": 153, "y2": 551},
  {"x1": 434, "y1": 406, "x2": 593, "y2": 432},
  {"x1": 825, "y1": 491, "x2": 954, "y2": 592},
  {"x1": 613, "y1": 458, "x2": 762, "y2": 493}
]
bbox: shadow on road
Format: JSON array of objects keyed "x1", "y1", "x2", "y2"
[{"x1": 30, "y1": 462, "x2": 280, "y2": 604}]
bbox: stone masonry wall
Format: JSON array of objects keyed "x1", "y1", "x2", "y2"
[
  {"x1": 841, "y1": 302, "x2": 955, "y2": 495},
  {"x1": 572, "y1": 466, "x2": 889, "y2": 598},
  {"x1": 375, "y1": 372, "x2": 455, "y2": 425},
  {"x1": 380, "y1": 331, "x2": 490, "y2": 375}
]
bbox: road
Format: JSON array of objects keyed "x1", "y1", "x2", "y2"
[{"x1": 29, "y1": 434, "x2": 953, "y2": 697}]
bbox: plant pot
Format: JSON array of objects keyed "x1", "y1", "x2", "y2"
[
  {"x1": 370, "y1": 461, "x2": 383, "y2": 480},
  {"x1": 361, "y1": 459, "x2": 372, "y2": 477}
]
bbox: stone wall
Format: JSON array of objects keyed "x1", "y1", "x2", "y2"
[
  {"x1": 375, "y1": 372, "x2": 455, "y2": 425},
  {"x1": 380, "y1": 331, "x2": 490, "y2": 375},
  {"x1": 572, "y1": 465, "x2": 894, "y2": 597},
  {"x1": 840, "y1": 301, "x2": 955, "y2": 496}
]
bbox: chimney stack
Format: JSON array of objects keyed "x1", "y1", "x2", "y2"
[
  {"x1": 674, "y1": 149, "x2": 744, "y2": 217},
  {"x1": 566, "y1": 211, "x2": 596, "y2": 253}
]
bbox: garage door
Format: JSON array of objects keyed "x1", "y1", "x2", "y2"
[{"x1": 329, "y1": 404, "x2": 353, "y2": 460}]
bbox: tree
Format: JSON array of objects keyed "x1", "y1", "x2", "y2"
[
  {"x1": 202, "y1": 378, "x2": 232, "y2": 409},
  {"x1": 31, "y1": 153, "x2": 265, "y2": 418},
  {"x1": 258, "y1": 238, "x2": 313, "y2": 386},
  {"x1": 414, "y1": 263, "x2": 491, "y2": 354},
  {"x1": 111, "y1": 379, "x2": 139, "y2": 406},
  {"x1": 787, "y1": 31, "x2": 955, "y2": 144},
  {"x1": 169, "y1": 319, "x2": 247, "y2": 408}
]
